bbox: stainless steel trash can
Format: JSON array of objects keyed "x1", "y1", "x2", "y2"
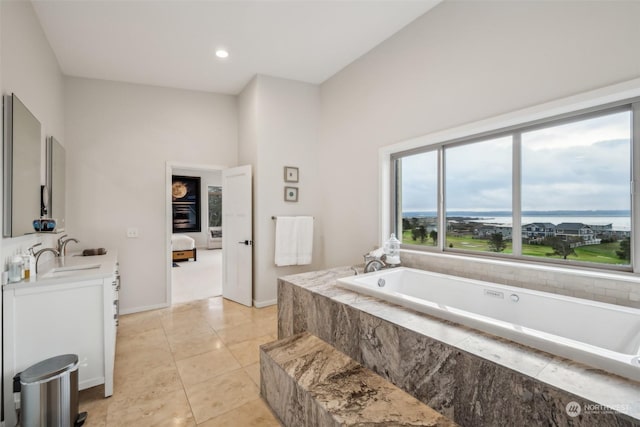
[{"x1": 20, "y1": 354, "x2": 85, "y2": 427}]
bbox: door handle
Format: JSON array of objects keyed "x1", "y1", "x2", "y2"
[{"x1": 238, "y1": 240, "x2": 253, "y2": 246}]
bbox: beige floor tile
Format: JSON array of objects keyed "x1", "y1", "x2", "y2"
[
  {"x1": 114, "y1": 345, "x2": 175, "y2": 377},
  {"x1": 175, "y1": 347, "x2": 241, "y2": 387},
  {"x1": 248, "y1": 304, "x2": 277, "y2": 319},
  {"x1": 106, "y1": 388, "x2": 194, "y2": 427},
  {"x1": 184, "y1": 369, "x2": 259, "y2": 424},
  {"x1": 113, "y1": 361, "x2": 183, "y2": 398},
  {"x1": 244, "y1": 362, "x2": 261, "y2": 387},
  {"x1": 215, "y1": 320, "x2": 276, "y2": 346},
  {"x1": 227, "y1": 334, "x2": 276, "y2": 367},
  {"x1": 162, "y1": 298, "x2": 211, "y2": 314},
  {"x1": 116, "y1": 327, "x2": 169, "y2": 356},
  {"x1": 162, "y1": 312, "x2": 214, "y2": 337},
  {"x1": 167, "y1": 330, "x2": 225, "y2": 361},
  {"x1": 197, "y1": 398, "x2": 281, "y2": 427},
  {"x1": 79, "y1": 385, "x2": 108, "y2": 427},
  {"x1": 108, "y1": 300, "x2": 279, "y2": 427},
  {"x1": 202, "y1": 309, "x2": 252, "y2": 331},
  {"x1": 117, "y1": 311, "x2": 163, "y2": 338}
]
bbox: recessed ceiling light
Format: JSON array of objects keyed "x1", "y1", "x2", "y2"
[{"x1": 215, "y1": 49, "x2": 229, "y2": 59}]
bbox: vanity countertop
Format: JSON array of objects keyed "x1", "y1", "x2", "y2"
[{"x1": 3, "y1": 250, "x2": 118, "y2": 290}]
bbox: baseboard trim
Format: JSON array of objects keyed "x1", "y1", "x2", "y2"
[
  {"x1": 120, "y1": 302, "x2": 169, "y2": 315},
  {"x1": 253, "y1": 298, "x2": 277, "y2": 308}
]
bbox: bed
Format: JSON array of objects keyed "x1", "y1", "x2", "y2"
[{"x1": 172, "y1": 234, "x2": 197, "y2": 262}]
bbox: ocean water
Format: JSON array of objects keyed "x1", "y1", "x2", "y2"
[{"x1": 477, "y1": 216, "x2": 630, "y2": 230}]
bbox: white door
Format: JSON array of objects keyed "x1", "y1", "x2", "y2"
[{"x1": 222, "y1": 165, "x2": 253, "y2": 306}]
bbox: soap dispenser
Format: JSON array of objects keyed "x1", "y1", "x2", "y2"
[
  {"x1": 26, "y1": 247, "x2": 36, "y2": 279},
  {"x1": 8, "y1": 255, "x2": 24, "y2": 283},
  {"x1": 22, "y1": 252, "x2": 31, "y2": 280},
  {"x1": 384, "y1": 233, "x2": 401, "y2": 265}
]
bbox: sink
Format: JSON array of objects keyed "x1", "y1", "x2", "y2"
[{"x1": 48, "y1": 263, "x2": 101, "y2": 274}]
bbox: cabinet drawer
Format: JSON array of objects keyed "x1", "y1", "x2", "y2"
[{"x1": 173, "y1": 250, "x2": 194, "y2": 260}]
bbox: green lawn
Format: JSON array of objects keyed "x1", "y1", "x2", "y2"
[{"x1": 402, "y1": 230, "x2": 628, "y2": 265}]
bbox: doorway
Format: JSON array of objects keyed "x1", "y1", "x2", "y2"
[{"x1": 166, "y1": 162, "x2": 225, "y2": 306}]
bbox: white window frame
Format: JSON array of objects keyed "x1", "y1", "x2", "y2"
[{"x1": 380, "y1": 78, "x2": 640, "y2": 273}]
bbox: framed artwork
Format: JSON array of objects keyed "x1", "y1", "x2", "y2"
[
  {"x1": 284, "y1": 166, "x2": 299, "y2": 183},
  {"x1": 172, "y1": 175, "x2": 201, "y2": 233},
  {"x1": 284, "y1": 186, "x2": 298, "y2": 202}
]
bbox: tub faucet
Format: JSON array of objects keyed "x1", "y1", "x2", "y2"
[
  {"x1": 364, "y1": 258, "x2": 387, "y2": 273},
  {"x1": 57, "y1": 235, "x2": 79, "y2": 256},
  {"x1": 34, "y1": 247, "x2": 60, "y2": 274}
]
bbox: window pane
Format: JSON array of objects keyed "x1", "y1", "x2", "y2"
[
  {"x1": 521, "y1": 111, "x2": 631, "y2": 265},
  {"x1": 396, "y1": 151, "x2": 438, "y2": 246},
  {"x1": 445, "y1": 136, "x2": 512, "y2": 253}
]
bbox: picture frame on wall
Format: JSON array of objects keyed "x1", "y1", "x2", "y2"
[
  {"x1": 284, "y1": 166, "x2": 299, "y2": 183},
  {"x1": 172, "y1": 175, "x2": 201, "y2": 233},
  {"x1": 284, "y1": 186, "x2": 298, "y2": 202}
]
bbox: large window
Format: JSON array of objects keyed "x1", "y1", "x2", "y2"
[
  {"x1": 396, "y1": 151, "x2": 438, "y2": 246},
  {"x1": 393, "y1": 101, "x2": 636, "y2": 269},
  {"x1": 445, "y1": 136, "x2": 512, "y2": 254}
]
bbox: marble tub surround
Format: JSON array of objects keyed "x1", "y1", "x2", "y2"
[
  {"x1": 278, "y1": 267, "x2": 640, "y2": 426},
  {"x1": 260, "y1": 331, "x2": 457, "y2": 426}
]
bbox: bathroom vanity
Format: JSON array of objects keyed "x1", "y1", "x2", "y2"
[{"x1": 2, "y1": 251, "x2": 118, "y2": 425}]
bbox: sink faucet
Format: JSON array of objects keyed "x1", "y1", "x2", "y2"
[
  {"x1": 57, "y1": 235, "x2": 79, "y2": 256},
  {"x1": 34, "y1": 247, "x2": 60, "y2": 274}
]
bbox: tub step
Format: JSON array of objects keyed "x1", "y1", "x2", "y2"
[{"x1": 260, "y1": 332, "x2": 457, "y2": 426}]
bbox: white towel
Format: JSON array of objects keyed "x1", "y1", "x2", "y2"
[
  {"x1": 295, "y1": 216, "x2": 314, "y2": 265},
  {"x1": 275, "y1": 217, "x2": 298, "y2": 266},
  {"x1": 274, "y1": 216, "x2": 314, "y2": 266}
]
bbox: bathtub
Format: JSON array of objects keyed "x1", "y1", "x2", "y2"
[{"x1": 337, "y1": 267, "x2": 640, "y2": 382}]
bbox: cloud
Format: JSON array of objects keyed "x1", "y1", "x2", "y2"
[{"x1": 399, "y1": 111, "x2": 631, "y2": 212}]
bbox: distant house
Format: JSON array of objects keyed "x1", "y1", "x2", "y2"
[
  {"x1": 522, "y1": 223, "x2": 556, "y2": 241},
  {"x1": 555, "y1": 222, "x2": 601, "y2": 246},
  {"x1": 475, "y1": 224, "x2": 512, "y2": 239},
  {"x1": 587, "y1": 223, "x2": 614, "y2": 239}
]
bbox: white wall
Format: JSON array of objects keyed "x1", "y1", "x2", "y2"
[
  {"x1": 319, "y1": 0, "x2": 640, "y2": 267},
  {"x1": 238, "y1": 75, "x2": 323, "y2": 306},
  {"x1": 172, "y1": 167, "x2": 222, "y2": 248},
  {"x1": 1, "y1": 1, "x2": 65, "y2": 421},
  {"x1": 1, "y1": 0, "x2": 63, "y2": 265},
  {"x1": 64, "y1": 77, "x2": 237, "y2": 313},
  {"x1": 0, "y1": 0, "x2": 65, "y2": 265}
]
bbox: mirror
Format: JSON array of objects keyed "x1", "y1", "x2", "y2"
[
  {"x1": 3, "y1": 94, "x2": 41, "y2": 237},
  {"x1": 45, "y1": 136, "x2": 66, "y2": 231}
]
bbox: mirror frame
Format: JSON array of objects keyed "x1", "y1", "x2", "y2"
[
  {"x1": 45, "y1": 136, "x2": 66, "y2": 231},
  {"x1": 3, "y1": 94, "x2": 42, "y2": 237}
]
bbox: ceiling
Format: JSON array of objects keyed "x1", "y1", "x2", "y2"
[{"x1": 32, "y1": 1, "x2": 439, "y2": 95}]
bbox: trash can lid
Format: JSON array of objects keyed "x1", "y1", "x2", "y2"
[{"x1": 20, "y1": 354, "x2": 78, "y2": 383}]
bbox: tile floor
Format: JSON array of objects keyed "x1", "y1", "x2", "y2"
[{"x1": 79, "y1": 297, "x2": 281, "y2": 426}]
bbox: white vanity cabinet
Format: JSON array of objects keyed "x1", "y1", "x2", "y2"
[{"x1": 2, "y1": 253, "x2": 118, "y2": 426}]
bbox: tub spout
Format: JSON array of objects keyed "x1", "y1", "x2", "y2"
[{"x1": 364, "y1": 258, "x2": 387, "y2": 273}]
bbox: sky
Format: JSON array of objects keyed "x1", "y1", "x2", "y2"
[{"x1": 400, "y1": 111, "x2": 631, "y2": 212}]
